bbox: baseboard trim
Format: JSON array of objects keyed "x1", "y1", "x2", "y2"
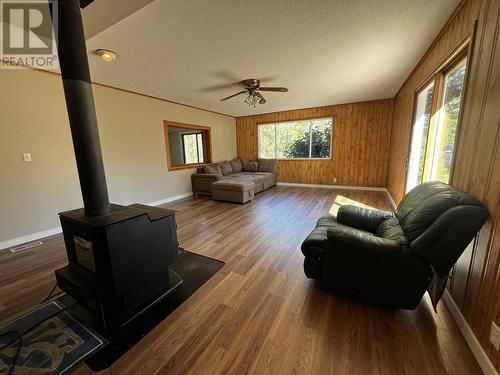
[
  {"x1": 277, "y1": 182, "x2": 387, "y2": 192},
  {"x1": 147, "y1": 192, "x2": 193, "y2": 206},
  {"x1": 442, "y1": 290, "x2": 498, "y2": 375},
  {"x1": 0, "y1": 227, "x2": 63, "y2": 252},
  {"x1": 384, "y1": 189, "x2": 398, "y2": 210},
  {"x1": 0, "y1": 192, "x2": 193, "y2": 251}
]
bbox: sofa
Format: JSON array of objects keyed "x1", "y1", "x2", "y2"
[
  {"x1": 191, "y1": 158, "x2": 278, "y2": 199},
  {"x1": 301, "y1": 181, "x2": 488, "y2": 309}
]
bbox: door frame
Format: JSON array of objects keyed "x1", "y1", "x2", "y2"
[{"x1": 403, "y1": 40, "x2": 471, "y2": 193}]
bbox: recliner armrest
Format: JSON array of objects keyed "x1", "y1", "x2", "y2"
[
  {"x1": 409, "y1": 205, "x2": 488, "y2": 277},
  {"x1": 327, "y1": 226, "x2": 401, "y2": 254},
  {"x1": 336, "y1": 205, "x2": 393, "y2": 233}
]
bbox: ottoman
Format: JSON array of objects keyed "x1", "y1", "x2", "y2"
[{"x1": 211, "y1": 180, "x2": 255, "y2": 204}]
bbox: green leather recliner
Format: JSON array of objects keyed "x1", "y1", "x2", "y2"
[{"x1": 301, "y1": 181, "x2": 489, "y2": 309}]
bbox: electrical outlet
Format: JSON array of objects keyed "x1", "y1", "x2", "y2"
[
  {"x1": 333, "y1": 177, "x2": 337, "y2": 183},
  {"x1": 23, "y1": 152, "x2": 32, "y2": 162},
  {"x1": 490, "y1": 321, "x2": 500, "y2": 351}
]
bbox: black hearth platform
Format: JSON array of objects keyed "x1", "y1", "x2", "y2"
[{"x1": 56, "y1": 248, "x2": 224, "y2": 371}]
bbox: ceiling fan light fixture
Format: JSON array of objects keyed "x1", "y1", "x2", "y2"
[
  {"x1": 244, "y1": 93, "x2": 258, "y2": 106},
  {"x1": 219, "y1": 78, "x2": 288, "y2": 106}
]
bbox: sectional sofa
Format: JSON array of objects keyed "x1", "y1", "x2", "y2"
[{"x1": 191, "y1": 158, "x2": 278, "y2": 203}]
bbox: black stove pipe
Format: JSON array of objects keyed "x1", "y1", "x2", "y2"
[{"x1": 50, "y1": 0, "x2": 110, "y2": 216}]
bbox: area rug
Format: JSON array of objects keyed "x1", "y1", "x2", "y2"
[
  {"x1": 0, "y1": 301, "x2": 106, "y2": 375},
  {"x1": 68, "y1": 248, "x2": 225, "y2": 371}
]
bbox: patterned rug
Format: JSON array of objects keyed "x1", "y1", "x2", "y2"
[
  {"x1": 0, "y1": 249, "x2": 224, "y2": 373},
  {"x1": 0, "y1": 301, "x2": 105, "y2": 375}
]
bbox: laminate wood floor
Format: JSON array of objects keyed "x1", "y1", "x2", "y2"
[{"x1": 0, "y1": 186, "x2": 482, "y2": 374}]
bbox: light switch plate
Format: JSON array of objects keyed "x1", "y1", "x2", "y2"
[
  {"x1": 490, "y1": 321, "x2": 500, "y2": 351},
  {"x1": 23, "y1": 152, "x2": 32, "y2": 162}
]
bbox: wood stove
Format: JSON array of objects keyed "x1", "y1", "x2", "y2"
[{"x1": 50, "y1": 0, "x2": 182, "y2": 331}]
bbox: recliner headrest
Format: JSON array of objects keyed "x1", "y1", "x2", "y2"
[{"x1": 396, "y1": 181, "x2": 484, "y2": 242}]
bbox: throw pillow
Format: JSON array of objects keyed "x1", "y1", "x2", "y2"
[
  {"x1": 241, "y1": 159, "x2": 250, "y2": 170},
  {"x1": 258, "y1": 158, "x2": 278, "y2": 173},
  {"x1": 202, "y1": 163, "x2": 222, "y2": 175},
  {"x1": 230, "y1": 158, "x2": 243, "y2": 173},
  {"x1": 219, "y1": 161, "x2": 234, "y2": 175},
  {"x1": 245, "y1": 161, "x2": 259, "y2": 172}
]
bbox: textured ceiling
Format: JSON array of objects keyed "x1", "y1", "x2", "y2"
[{"x1": 85, "y1": 0, "x2": 459, "y2": 117}]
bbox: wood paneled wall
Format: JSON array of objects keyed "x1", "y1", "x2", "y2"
[
  {"x1": 236, "y1": 99, "x2": 394, "y2": 187},
  {"x1": 386, "y1": 0, "x2": 500, "y2": 367}
]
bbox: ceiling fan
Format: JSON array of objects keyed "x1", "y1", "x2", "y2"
[{"x1": 220, "y1": 79, "x2": 288, "y2": 106}]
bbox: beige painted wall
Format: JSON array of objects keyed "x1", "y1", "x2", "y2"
[{"x1": 0, "y1": 68, "x2": 236, "y2": 244}]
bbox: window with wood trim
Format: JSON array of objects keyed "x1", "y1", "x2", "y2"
[
  {"x1": 258, "y1": 118, "x2": 333, "y2": 159},
  {"x1": 406, "y1": 53, "x2": 468, "y2": 192},
  {"x1": 164, "y1": 121, "x2": 212, "y2": 171}
]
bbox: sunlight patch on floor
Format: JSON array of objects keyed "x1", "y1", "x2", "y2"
[{"x1": 328, "y1": 195, "x2": 377, "y2": 216}]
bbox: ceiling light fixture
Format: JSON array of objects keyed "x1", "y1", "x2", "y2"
[
  {"x1": 244, "y1": 92, "x2": 259, "y2": 107},
  {"x1": 96, "y1": 49, "x2": 117, "y2": 63}
]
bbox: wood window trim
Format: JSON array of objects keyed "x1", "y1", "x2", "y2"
[{"x1": 163, "y1": 121, "x2": 212, "y2": 171}]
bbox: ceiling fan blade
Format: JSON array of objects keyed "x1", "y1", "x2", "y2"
[
  {"x1": 220, "y1": 90, "x2": 247, "y2": 101},
  {"x1": 255, "y1": 92, "x2": 267, "y2": 104},
  {"x1": 201, "y1": 83, "x2": 237, "y2": 92},
  {"x1": 259, "y1": 87, "x2": 288, "y2": 92},
  {"x1": 214, "y1": 70, "x2": 243, "y2": 83},
  {"x1": 258, "y1": 76, "x2": 279, "y2": 83}
]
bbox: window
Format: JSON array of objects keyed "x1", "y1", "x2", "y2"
[
  {"x1": 406, "y1": 54, "x2": 468, "y2": 192},
  {"x1": 164, "y1": 121, "x2": 212, "y2": 170},
  {"x1": 182, "y1": 133, "x2": 204, "y2": 164},
  {"x1": 258, "y1": 118, "x2": 332, "y2": 159}
]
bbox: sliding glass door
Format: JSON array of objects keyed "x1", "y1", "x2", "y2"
[
  {"x1": 407, "y1": 81, "x2": 435, "y2": 191},
  {"x1": 406, "y1": 55, "x2": 468, "y2": 192},
  {"x1": 431, "y1": 58, "x2": 467, "y2": 183}
]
